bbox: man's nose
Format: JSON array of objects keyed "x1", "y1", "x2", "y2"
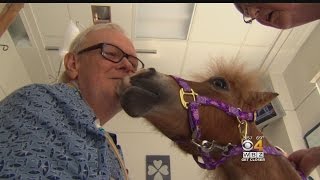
[
  {"x1": 247, "y1": 7, "x2": 260, "y2": 19},
  {"x1": 120, "y1": 57, "x2": 135, "y2": 74}
]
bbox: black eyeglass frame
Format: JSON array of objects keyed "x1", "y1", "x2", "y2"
[
  {"x1": 243, "y1": 14, "x2": 255, "y2": 24},
  {"x1": 241, "y1": 5, "x2": 256, "y2": 24},
  {"x1": 77, "y1": 43, "x2": 145, "y2": 69}
]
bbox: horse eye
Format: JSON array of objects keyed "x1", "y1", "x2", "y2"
[{"x1": 211, "y1": 77, "x2": 229, "y2": 90}]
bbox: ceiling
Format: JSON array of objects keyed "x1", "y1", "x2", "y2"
[
  {"x1": 8, "y1": 3, "x2": 320, "y2": 84},
  {"x1": 0, "y1": 3, "x2": 6, "y2": 13}
]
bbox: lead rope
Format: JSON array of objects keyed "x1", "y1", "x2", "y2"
[
  {"x1": 103, "y1": 129, "x2": 129, "y2": 180},
  {"x1": 67, "y1": 82, "x2": 129, "y2": 180}
]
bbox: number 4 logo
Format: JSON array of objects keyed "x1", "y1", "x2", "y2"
[{"x1": 254, "y1": 139, "x2": 263, "y2": 151}]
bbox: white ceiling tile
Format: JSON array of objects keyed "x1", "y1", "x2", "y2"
[
  {"x1": 31, "y1": 3, "x2": 133, "y2": 44},
  {"x1": 244, "y1": 22, "x2": 281, "y2": 46},
  {"x1": 134, "y1": 3, "x2": 194, "y2": 39},
  {"x1": 133, "y1": 40, "x2": 187, "y2": 75},
  {"x1": 68, "y1": 3, "x2": 93, "y2": 28},
  {"x1": 90, "y1": 3, "x2": 133, "y2": 38},
  {"x1": 181, "y1": 42, "x2": 240, "y2": 80},
  {"x1": 236, "y1": 46, "x2": 271, "y2": 70},
  {"x1": 189, "y1": 3, "x2": 250, "y2": 45},
  {"x1": 31, "y1": 4, "x2": 70, "y2": 37}
]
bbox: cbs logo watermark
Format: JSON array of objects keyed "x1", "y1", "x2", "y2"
[{"x1": 241, "y1": 136, "x2": 265, "y2": 162}]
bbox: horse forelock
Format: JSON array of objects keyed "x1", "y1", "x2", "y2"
[{"x1": 192, "y1": 57, "x2": 264, "y2": 100}]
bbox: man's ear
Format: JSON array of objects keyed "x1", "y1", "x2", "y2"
[
  {"x1": 64, "y1": 52, "x2": 79, "y2": 81},
  {"x1": 245, "y1": 91, "x2": 279, "y2": 111}
]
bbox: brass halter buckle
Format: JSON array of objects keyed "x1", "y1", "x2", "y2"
[
  {"x1": 237, "y1": 117, "x2": 248, "y2": 142},
  {"x1": 179, "y1": 88, "x2": 198, "y2": 109}
]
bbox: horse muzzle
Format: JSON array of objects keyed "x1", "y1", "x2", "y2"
[{"x1": 118, "y1": 68, "x2": 164, "y2": 117}]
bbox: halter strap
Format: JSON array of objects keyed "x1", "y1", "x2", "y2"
[
  {"x1": 193, "y1": 145, "x2": 283, "y2": 170},
  {"x1": 193, "y1": 145, "x2": 307, "y2": 180},
  {"x1": 171, "y1": 75, "x2": 256, "y2": 141},
  {"x1": 170, "y1": 75, "x2": 307, "y2": 180},
  {"x1": 194, "y1": 145, "x2": 306, "y2": 180},
  {"x1": 172, "y1": 76, "x2": 256, "y2": 121}
]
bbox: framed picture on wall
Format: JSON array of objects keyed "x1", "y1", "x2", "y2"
[
  {"x1": 304, "y1": 122, "x2": 320, "y2": 148},
  {"x1": 146, "y1": 155, "x2": 171, "y2": 180}
]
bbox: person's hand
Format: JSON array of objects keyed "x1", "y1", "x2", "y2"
[{"x1": 288, "y1": 146, "x2": 320, "y2": 176}]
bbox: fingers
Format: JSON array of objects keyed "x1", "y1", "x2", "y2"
[
  {"x1": 300, "y1": 159, "x2": 316, "y2": 176},
  {"x1": 287, "y1": 149, "x2": 308, "y2": 161},
  {"x1": 287, "y1": 149, "x2": 307, "y2": 174},
  {"x1": 288, "y1": 148, "x2": 320, "y2": 176}
]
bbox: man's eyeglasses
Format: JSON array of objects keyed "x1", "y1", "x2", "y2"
[
  {"x1": 242, "y1": 5, "x2": 255, "y2": 24},
  {"x1": 77, "y1": 43, "x2": 145, "y2": 69},
  {"x1": 243, "y1": 15, "x2": 255, "y2": 24}
]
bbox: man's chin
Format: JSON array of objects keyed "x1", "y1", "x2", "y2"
[{"x1": 120, "y1": 86, "x2": 160, "y2": 117}]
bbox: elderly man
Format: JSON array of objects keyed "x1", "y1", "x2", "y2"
[
  {"x1": 235, "y1": 3, "x2": 320, "y2": 177},
  {"x1": 0, "y1": 23, "x2": 143, "y2": 179}
]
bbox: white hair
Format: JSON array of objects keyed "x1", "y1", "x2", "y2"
[
  {"x1": 59, "y1": 23, "x2": 126, "y2": 83},
  {"x1": 68, "y1": 23, "x2": 126, "y2": 54}
]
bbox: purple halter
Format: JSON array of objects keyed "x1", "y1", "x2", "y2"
[{"x1": 170, "y1": 75, "x2": 306, "y2": 180}]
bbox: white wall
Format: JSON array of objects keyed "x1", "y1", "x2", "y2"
[
  {"x1": 268, "y1": 73, "x2": 307, "y2": 152},
  {"x1": 295, "y1": 89, "x2": 320, "y2": 134},
  {"x1": 282, "y1": 23, "x2": 320, "y2": 178},
  {"x1": 262, "y1": 118, "x2": 293, "y2": 153},
  {"x1": 0, "y1": 31, "x2": 32, "y2": 100},
  {"x1": 117, "y1": 132, "x2": 204, "y2": 180},
  {"x1": 283, "y1": 22, "x2": 320, "y2": 133},
  {"x1": 105, "y1": 111, "x2": 206, "y2": 180},
  {"x1": 283, "y1": 22, "x2": 320, "y2": 109}
]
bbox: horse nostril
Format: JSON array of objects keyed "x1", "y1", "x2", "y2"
[
  {"x1": 131, "y1": 67, "x2": 157, "y2": 82},
  {"x1": 149, "y1": 68, "x2": 156, "y2": 73},
  {"x1": 142, "y1": 68, "x2": 155, "y2": 78},
  {"x1": 148, "y1": 68, "x2": 156, "y2": 76}
]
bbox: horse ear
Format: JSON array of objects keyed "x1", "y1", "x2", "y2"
[{"x1": 245, "y1": 91, "x2": 279, "y2": 110}]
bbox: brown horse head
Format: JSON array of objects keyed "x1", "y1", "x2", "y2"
[
  {"x1": 117, "y1": 59, "x2": 304, "y2": 180},
  {"x1": 118, "y1": 59, "x2": 277, "y2": 154}
]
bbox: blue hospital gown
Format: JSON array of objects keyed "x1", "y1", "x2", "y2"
[{"x1": 0, "y1": 83, "x2": 126, "y2": 180}]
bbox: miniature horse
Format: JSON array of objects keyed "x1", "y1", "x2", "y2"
[{"x1": 117, "y1": 60, "x2": 304, "y2": 180}]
